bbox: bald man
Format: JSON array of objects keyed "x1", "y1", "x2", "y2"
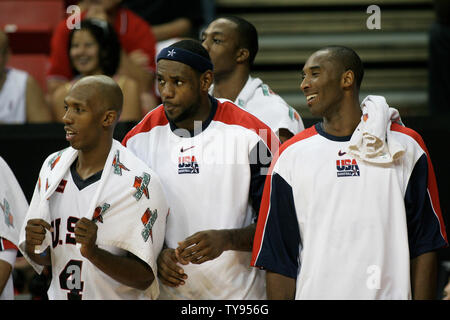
[
  {"x1": 0, "y1": 30, "x2": 52, "y2": 123},
  {"x1": 19, "y1": 75, "x2": 168, "y2": 299}
]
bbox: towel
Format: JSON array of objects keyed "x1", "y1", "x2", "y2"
[
  {"x1": 0, "y1": 156, "x2": 29, "y2": 247},
  {"x1": 348, "y1": 95, "x2": 405, "y2": 164},
  {"x1": 18, "y1": 140, "x2": 168, "y2": 299}
]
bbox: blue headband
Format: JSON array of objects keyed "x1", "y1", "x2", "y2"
[{"x1": 157, "y1": 46, "x2": 213, "y2": 73}]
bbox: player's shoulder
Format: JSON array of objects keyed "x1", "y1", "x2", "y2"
[
  {"x1": 390, "y1": 122, "x2": 428, "y2": 153},
  {"x1": 214, "y1": 98, "x2": 273, "y2": 132},
  {"x1": 123, "y1": 105, "x2": 167, "y2": 143},
  {"x1": 279, "y1": 125, "x2": 319, "y2": 155}
]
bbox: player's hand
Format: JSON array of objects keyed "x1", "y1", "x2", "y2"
[
  {"x1": 24, "y1": 219, "x2": 53, "y2": 254},
  {"x1": 74, "y1": 217, "x2": 98, "y2": 259},
  {"x1": 157, "y1": 248, "x2": 188, "y2": 287},
  {"x1": 176, "y1": 230, "x2": 230, "y2": 264}
]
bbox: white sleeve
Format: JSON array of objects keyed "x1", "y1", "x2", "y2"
[{"x1": 0, "y1": 249, "x2": 17, "y2": 268}]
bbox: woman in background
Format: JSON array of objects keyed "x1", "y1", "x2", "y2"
[{"x1": 51, "y1": 18, "x2": 141, "y2": 122}]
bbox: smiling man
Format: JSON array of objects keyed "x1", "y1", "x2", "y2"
[
  {"x1": 251, "y1": 46, "x2": 448, "y2": 300},
  {"x1": 122, "y1": 39, "x2": 280, "y2": 300},
  {"x1": 19, "y1": 75, "x2": 168, "y2": 300}
]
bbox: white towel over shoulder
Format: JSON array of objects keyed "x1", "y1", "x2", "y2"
[
  {"x1": 18, "y1": 140, "x2": 169, "y2": 299},
  {"x1": 348, "y1": 95, "x2": 405, "y2": 164},
  {"x1": 0, "y1": 156, "x2": 28, "y2": 247}
]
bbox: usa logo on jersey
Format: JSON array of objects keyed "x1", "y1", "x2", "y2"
[
  {"x1": 336, "y1": 159, "x2": 360, "y2": 177},
  {"x1": 178, "y1": 156, "x2": 199, "y2": 174}
]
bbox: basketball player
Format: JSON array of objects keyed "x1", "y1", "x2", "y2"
[
  {"x1": 202, "y1": 16, "x2": 304, "y2": 143},
  {"x1": 251, "y1": 46, "x2": 448, "y2": 299},
  {"x1": 19, "y1": 75, "x2": 168, "y2": 299},
  {"x1": 122, "y1": 39, "x2": 279, "y2": 299},
  {"x1": 0, "y1": 156, "x2": 29, "y2": 300}
]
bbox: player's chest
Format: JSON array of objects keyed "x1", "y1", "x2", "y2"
[{"x1": 152, "y1": 128, "x2": 251, "y2": 177}]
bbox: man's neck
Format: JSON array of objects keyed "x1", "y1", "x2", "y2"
[
  {"x1": 322, "y1": 98, "x2": 362, "y2": 137},
  {"x1": 175, "y1": 95, "x2": 212, "y2": 132},
  {"x1": 76, "y1": 138, "x2": 112, "y2": 180},
  {"x1": 213, "y1": 68, "x2": 249, "y2": 103}
]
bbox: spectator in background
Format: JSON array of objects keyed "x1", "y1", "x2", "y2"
[
  {"x1": 122, "y1": 0, "x2": 205, "y2": 52},
  {"x1": 48, "y1": 0, "x2": 158, "y2": 113},
  {"x1": 202, "y1": 16, "x2": 304, "y2": 143},
  {"x1": 0, "y1": 31, "x2": 52, "y2": 124},
  {"x1": 428, "y1": 0, "x2": 450, "y2": 115},
  {"x1": 51, "y1": 19, "x2": 141, "y2": 122}
]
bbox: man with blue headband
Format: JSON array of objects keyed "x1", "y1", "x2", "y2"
[{"x1": 122, "y1": 39, "x2": 280, "y2": 299}]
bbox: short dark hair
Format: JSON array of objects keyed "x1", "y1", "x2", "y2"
[
  {"x1": 321, "y1": 45, "x2": 364, "y2": 89},
  {"x1": 221, "y1": 16, "x2": 259, "y2": 67},
  {"x1": 68, "y1": 18, "x2": 121, "y2": 77}
]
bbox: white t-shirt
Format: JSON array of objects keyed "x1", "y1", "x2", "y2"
[
  {"x1": 0, "y1": 156, "x2": 29, "y2": 300},
  {"x1": 252, "y1": 122, "x2": 448, "y2": 300},
  {"x1": 212, "y1": 76, "x2": 304, "y2": 136},
  {"x1": 123, "y1": 97, "x2": 280, "y2": 299},
  {"x1": 0, "y1": 68, "x2": 27, "y2": 124},
  {"x1": 45, "y1": 165, "x2": 150, "y2": 300}
]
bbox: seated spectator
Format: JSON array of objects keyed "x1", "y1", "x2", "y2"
[
  {"x1": 51, "y1": 19, "x2": 141, "y2": 122},
  {"x1": 48, "y1": 0, "x2": 158, "y2": 113},
  {"x1": 0, "y1": 31, "x2": 52, "y2": 124}
]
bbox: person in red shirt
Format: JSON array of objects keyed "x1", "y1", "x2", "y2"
[{"x1": 48, "y1": 0, "x2": 158, "y2": 113}]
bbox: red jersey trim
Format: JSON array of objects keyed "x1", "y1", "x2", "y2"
[
  {"x1": 251, "y1": 125, "x2": 318, "y2": 266},
  {"x1": 122, "y1": 105, "x2": 168, "y2": 146},
  {"x1": 391, "y1": 123, "x2": 448, "y2": 243},
  {"x1": 213, "y1": 100, "x2": 281, "y2": 154},
  {"x1": 0, "y1": 237, "x2": 17, "y2": 251}
]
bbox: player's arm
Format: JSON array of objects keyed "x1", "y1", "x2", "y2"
[
  {"x1": 175, "y1": 224, "x2": 256, "y2": 264},
  {"x1": 0, "y1": 246, "x2": 17, "y2": 295},
  {"x1": 266, "y1": 270, "x2": 296, "y2": 299},
  {"x1": 75, "y1": 218, "x2": 154, "y2": 290},
  {"x1": 24, "y1": 219, "x2": 52, "y2": 266},
  {"x1": 0, "y1": 259, "x2": 12, "y2": 295},
  {"x1": 410, "y1": 251, "x2": 438, "y2": 299},
  {"x1": 404, "y1": 142, "x2": 448, "y2": 298}
]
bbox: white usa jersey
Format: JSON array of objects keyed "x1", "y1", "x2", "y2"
[
  {"x1": 123, "y1": 96, "x2": 280, "y2": 299},
  {"x1": 211, "y1": 76, "x2": 304, "y2": 137},
  {"x1": 21, "y1": 141, "x2": 169, "y2": 300},
  {"x1": 252, "y1": 123, "x2": 448, "y2": 300},
  {"x1": 46, "y1": 165, "x2": 147, "y2": 300}
]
